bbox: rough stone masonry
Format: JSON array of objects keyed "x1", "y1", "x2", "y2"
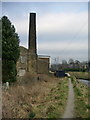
[
  {"x1": 28, "y1": 13, "x2": 37, "y2": 73},
  {"x1": 17, "y1": 13, "x2": 50, "y2": 76}
]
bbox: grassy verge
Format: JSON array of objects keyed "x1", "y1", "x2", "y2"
[
  {"x1": 71, "y1": 76, "x2": 90, "y2": 118},
  {"x1": 34, "y1": 77, "x2": 69, "y2": 118},
  {"x1": 69, "y1": 72, "x2": 90, "y2": 80},
  {"x1": 2, "y1": 74, "x2": 69, "y2": 118}
]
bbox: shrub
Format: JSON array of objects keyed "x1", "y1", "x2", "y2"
[{"x1": 29, "y1": 111, "x2": 36, "y2": 118}]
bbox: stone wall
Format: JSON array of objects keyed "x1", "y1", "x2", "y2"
[
  {"x1": 37, "y1": 57, "x2": 50, "y2": 74},
  {"x1": 16, "y1": 13, "x2": 50, "y2": 76},
  {"x1": 27, "y1": 52, "x2": 37, "y2": 74},
  {"x1": 16, "y1": 46, "x2": 28, "y2": 76},
  {"x1": 17, "y1": 48, "x2": 50, "y2": 76}
]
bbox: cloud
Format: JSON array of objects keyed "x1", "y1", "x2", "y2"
[
  {"x1": 37, "y1": 12, "x2": 88, "y2": 35},
  {"x1": 11, "y1": 11, "x2": 88, "y2": 62},
  {"x1": 12, "y1": 18, "x2": 29, "y2": 34},
  {"x1": 37, "y1": 41, "x2": 88, "y2": 62},
  {"x1": 12, "y1": 11, "x2": 88, "y2": 39},
  {"x1": 37, "y1": 41, "x2": 88, "y2": 52}
]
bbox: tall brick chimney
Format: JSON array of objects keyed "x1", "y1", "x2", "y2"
[
  {"x1": 28, "y1": 13, "x2": 37, "y2": 73},
  {"x1": 28, "y1": 13, "x2": 37, "y2": 53}
]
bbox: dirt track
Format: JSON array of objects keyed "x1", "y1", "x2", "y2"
[{"x1": 63, "y1": 78, "x2": 75, "y2": 118}]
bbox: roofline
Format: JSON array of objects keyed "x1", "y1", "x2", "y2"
[
  {"x1": 38, "y1": 55, "x2": 50, "y2": 58},
  {"x1": 19, "y1": 46, "x2": 28, "y2": 50}
]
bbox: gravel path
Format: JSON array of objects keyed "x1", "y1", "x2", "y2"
[{"x1": 63, "y1": 78, "x2": 75, "y2": 118}]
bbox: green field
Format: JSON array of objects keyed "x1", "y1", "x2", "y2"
[{"x1": 69, "y1": 72, "x2": 90, "y2": 80}]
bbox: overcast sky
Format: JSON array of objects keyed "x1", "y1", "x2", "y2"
[{"x1": 2, "y1": 2, "x2": 88, "y2": 63}]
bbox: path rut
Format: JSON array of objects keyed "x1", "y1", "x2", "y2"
[{"x1": 62, "y1": 78, "x2": 75, "y2": 118}]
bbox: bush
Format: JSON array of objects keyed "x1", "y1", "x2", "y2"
[{"x1": 29, "y1": 111, "x2": 36, "y2": 118}]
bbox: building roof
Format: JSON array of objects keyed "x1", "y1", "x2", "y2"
[
  {"x1": 20, "y1": 46, "x2": 28, "y2": 51},
  {"x1": 38, "y1": 55, "x2": 50, "y2": 58},
  {"x1": 19, "y1": 46, "x2": 28, "y2": 55}
]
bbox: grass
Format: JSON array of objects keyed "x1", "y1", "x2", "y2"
[
  {"x1": 34, "y1": 77, "x2": 69, "y2": 118},
  {"x1": 2, "y1": 73, "x2": 69, "y2": 118},
  {"x1": 71, "y1": 76, "x2": 89, "y2": 118},
  {"x1": 69, "y1": 72, "x2": 90, "y2": 80}
]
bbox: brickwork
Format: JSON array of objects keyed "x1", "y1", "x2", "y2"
[
  {"x1": 28, "y1": 13, "x2": 37, "y2": 73},
  {"x1": 37, "y1": 57, "x2": 50, "y2": 74},
  {"x1": 16, "y1": 46, "x2": 28, "y2": 76},
  {"x1": 16, "y1": 13, "x2": 50, "y2": 76},
  {"x1": 28, "y1": 13, "x2": 36, "y2": 53}
]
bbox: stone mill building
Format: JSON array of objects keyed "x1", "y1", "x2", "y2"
[{"x1": 17, "y1": 13, "x2": 50, "y2": 76}]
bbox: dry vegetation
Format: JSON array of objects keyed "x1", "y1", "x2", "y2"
[
  {"x1": 71, "y1": 76, "x2": 90, "y2": 118},
  {"x1": 2, "y1": 73, "x2": 68, "y2": 118}
]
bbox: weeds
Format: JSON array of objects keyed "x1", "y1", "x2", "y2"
[
  {"x1": 45, "y1": 78, "x2": 68, "y2": 118},
  {"x1": 2, "y1": 74, "x2": 68, "y2": 118},
  {"x1": 71, "y1": 76, "x2": 89, "y2": 118}
]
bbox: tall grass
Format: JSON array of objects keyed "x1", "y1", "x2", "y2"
[
  {"x1": 69, "y1": 72, "x2": 90, "y2": 80},
  {"x1": 2, "y1": 73, "x2": 68, "y2": 118},
  {"x1": 71, "y1": 76, "x2": 89, "y2": 118}
]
